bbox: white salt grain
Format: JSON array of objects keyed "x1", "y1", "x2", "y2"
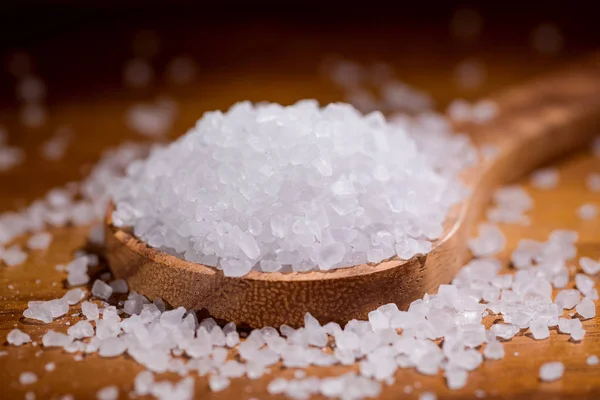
[
  {"x1": 109, "y1": 279, "x2": 128, "y2": 293},
  {"x1": 7, "y1": 328, "x2": 31, "y2": 346},
  {"x1": 530, "y1": 168, "x2": 560, "y2": 190},
  {"x1": 539, "y1": 361, "x2": 564, "y2": 382},
  {"x1": 471, "y1": 99, "x2": 498, "y2": 124},
  {"x1": 92, "y1": 280, "x2": 113, "y2": 300},
  {"x1": 587, "y1": 355, "x2": 599, "y2": 366},
  {"x1": 27, "y1": 232, "x2": 52, "y2": 250},
  {"x1": 586, "y1": 173, "x2": 600, "y2": 192},
  {"x1": 577, "y1": 204, "x2": 598, "y2": 220},
  {"x1": 419, "y1": 392, "x2": 437, "y2": 400},
  {"x1": 483, "y1": 341, "x2": 504, "y2": 360},
  {"x1": 580, "y1": 257, "x2": 600, "y2": 275},
  {"x1": 166, "y1": 56, "x2": 197, "y2": 85},
  {"x1": 40, "y1": 127, "x2": 73, "y2": 161},
  {"x1": 19, "y1": 372, "x2": 38, "y2": 385},
  {"x1": 0, "y1": 146, "x2": 25, "y2": 171},
  {"x1": 1, "y1": 245, "x2": 27, "y2": 266},
  {"x1": 64, "y1": 288, "x2": 86, "y2": 305},
  {"x1": 96, "y1": 386, "x2": 118, "y2": 400},
  {"x1": 209, "y1": 375, "x2": 230, "y2": 392},
  {"x1": 25, "y1": 392, "x2": 35, "y2": 400},
  {"x1": 126, "y1": 98, "x2": 177, "y2": 138},
  {"x1": 576, "y1": 274, "x2": 595, "y2": 297},
  {"x1": 82, "y1": 301, "x2": 100, "y2": 320},
  {"x1": 67, "y1": 320, "x2": 94, "y2": 339},
  {"x1": 468, "y1": 223, "x2": 506, "y2": 257},
  {"x1": 42, "y1": 330, "x2": 73, "y2": 347},
  {"x1": 555, "y1": 289, "x2": 580, "y2": 310},
  {"x1": 123, "y1": 58, "x2": 153, "y2": 88},
  {"x1": 576, "y1": 297, "x2": 596, "y2": 320},
  {"x1": 45, "y1": 362, "x2": 56, "y2": 372}
]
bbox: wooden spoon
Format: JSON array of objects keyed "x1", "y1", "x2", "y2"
[{"x1": 105, "y1": 53, "x2": 600, "y2": 329}]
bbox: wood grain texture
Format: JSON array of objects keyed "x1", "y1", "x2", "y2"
[
  {"x1": 1, "y1": 24, "x2": 599, "y2": 400},
  {"x1": 105, "y1": 54, "x2": 600, "y2": 329}
]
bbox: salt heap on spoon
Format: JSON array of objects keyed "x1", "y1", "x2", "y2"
[{"x1": 112, "y1": 100, "x2": 470, "y2": 276}]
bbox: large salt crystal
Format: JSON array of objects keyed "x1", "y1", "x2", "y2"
[
  {"x1": 576, "y1": 297, "x2": 596, "y2": 320},
  {"x1": 19, "y1": 372, "x2": 38, "y2": 385},
  {"x1": 580, "y1": 257, "x2": 600, "y2": 275},
  {"x1": 575, "y1": 274, "x2": 595, "y2": 297},
  {"x1": 92, "y1": 280, "x2": 113, "y2": 300},
  {"x1": 1, "y1": 245, "x2": 27, "y2": 266},
  {"x1": 554, "y1": 289, "x2": 580, "y2": 310},
  {"x1": 109, "y1": 279, "x2": 129, "y2": 293},
  {"x1": 42, "y1": 330, "x2": 73, "y2": 347},
  {"x1": 27, "y1": 232, "x2": 52, "y2": 250},
  {"x1": 539, "y1": 361, "x2": 564, "y2": 382},
  {"x1": 96, "y1": 386, "x2": 118, "y2": 400},
  {"x1": 82, "y1": 301, "x2": 100, "y2": 320},
  {"x1": 445, "y1": 368, "x2": 468, "y2": 390},
  {"x1": 577, "y1": 204, "x2": 598, "y2": 220},
  {"x1": 530, "y1": 168, "x2": 559, "y2": 190},
  {"x1": 209, "y1": 375, "x2": 230, "y2": 392},
  {"x1": 99, "y1": 337, "x2": 128, "y2": 357},
  {"x1": 468, "y1": 223, "x2": 506, "y2": 257},
  {"x1": 529, "y1": 319, "x2": 550, "y2": 340},
  {"x1": 587, "y1": 355, "x2": 599, "y2": 366},
  {"x1": 490, "y1": 323, "x2": 520, "y2": 340},
  {"x1": 64, "y1": 288, "x2": 86, "y2": 305},
  {"x1": 112, "y1": 101, "x2": 470, "y2": 276},
  {"x1": 7, "y1": 328, "x2": 31, "y2": 346},
  {"x1": 67, "y1": 320, "x2": 94, "y2": 339}
]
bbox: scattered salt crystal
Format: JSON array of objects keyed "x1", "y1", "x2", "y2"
[
  {"x1": 99, "y1": 337, "x2": 127, "y2": 357},
  {"x1": 586, "y1": 173, "x2": 600, "y2": 192},
  {"x1": 126, "y1": 98, "x2": 177, "y2": 138},
  {"x1": 555, "y1": 289, "x2": 580, "y2": 310},
  {"x1": 27, "y1": 232, "x2": 52, "y2": 250},
  {"x1": 483, "y1": 341, "x2": 504, "y2": 360},
  {"x1": 123, "y1": 58, "x2": 153, "y2": 88},
  {"x1": 92, "y1": 280, "x2": 113, "y2": 300},
  {"x1": 580, "y1": 257, "x2": 600, "y2": 275},
  {"x1": 109, "y1": 279, "x2": 128, "y2": 293},
  {"x1": 529, "y1": 320, "x2": 550, "y2": 340},
  {"x1": 82, "y1": 301, "x2": 100, "y2": 320},
  {"x1": 64, "y1": 288, "x2": 86, "y2": 305},
  {"x1": 454, "y1": 58, "x2": 486, "y2": 91},
  {"x1": 166, "y1": 56, "x2": 197, "y2": 85},
  {"x1": 577, "y1": 204, "x2": 597, "y2": 220},
  {"x1": 67, "y1": 320, "x2": 94, "y2": 339},
  {"x1": 7, "y1": 328, "x2": 31, "y2": 346},
  {"x1": 209, "y1": 375, "x2": 230, "y2": 392},
  {"x1": 530, "y1": 168, "x2": 560, "y2": 190},
  {"x1": 419, "y1": 392, "x2": 437, "y2": 400},
  {"x1": 531, "y1": 23, "x2": 564, "y2": 56},
  {"x1": 25, "y1": 392, "x2": 35, "y2": 400},
  {"x1": 96, "y1": 386, "x2": 118, "y2": 400},
  {"x1": 19, "y1": 372, "x2": 38, "y2": 385},
  {"x1": 1, "y1": 245, "x2": 27, "y2": 266},
  {"x1": 42, "y1": 330, "x2": 73, "y2": 347},
  {"x1": 471, "y1": 99, "x2": 498, "y2": 124},
  {"x1": 45, "y1": 362, "x2": 56, "y2": 372},
  {"x1": 445, "y1": 368, "x2": 468, "y2": 390},
  {"x1": 575, "y1": 274, "x2": 595, "y2": 297},
  {"x1": 0, "y1": 145, "x2": 25, "y2": 171},
  {"x1": 576, "y1": 297, "x2": 595, "y2": 320},
  {"x1": 468, "y1": 223, "x2": 506, "y2": 257},
  {"x1": 40, "y1": 127, "x2": 73, "y2": 161},
  {"x1": 539, "y1": 361, "x2": 564, "y2": 382},
  {"x1": 490, "y1": 324, "x2": 520, "y2": 340},
  {"x1": 587, "y1": 355, "x2": 599, "y2": 366},
  {"x1": 20, "y1": 103, "x2": 47, "y2": 128}
]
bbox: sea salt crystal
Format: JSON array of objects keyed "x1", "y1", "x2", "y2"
[
  {"x1": 471, "y1": 100, "x2": 498, "y2": 124},
  {"x1": 575, "y1": 274, "x2": 595, "y2": 297},
  {"x1": 1, "y1": 245, "x2": 27, "y2": 266},
  {"x1": 40, "y1": 127, "x2": 73, "y2": 161},
  {"x1": 67, "y1": 320, "x2": 94, "y2": 339},
  {"x1": 539, "y1": 361, "x2": 564, "y2": 382},
  {"x1": 483, "y1": 341, "x2": 504, "y2": 360},
  {"x1": 586, "y1": 173, "x2": 600, "y2": 192},
  {"x1": 7, "y1": 328, "x2": 31, "y2": 346},
  {"x1": 454, "y1": 58, "x2": 486, "y2": 91},
  {"x1": 99, "y1": 337, "x2": 127, "y2": 357},
  {"x1": 555, "y1": 289, "x2": 580, "y2": 310},
  {"x1": 0, "y1": 146, "x2": 25, "y2": 171},
  {"x1": 587, "y1": 355, "x2": 599, "y2": 365},
  {"x1": 19, "y1": 372, "x2": 38, "y2": 385},
  {"x1": 468, "y1": 223, "x2": 506, "y2": 257},
  {"x1": 209, "y1": 375, "x2": 230, "y2": 392},
  {"x1": 530, "y1": 168, "x2": 559, "y2": 189},
  {"x1": 27, "y1": 232, "x2": 52, "y2": 250},
  {"x1": 82, "y1": 301, "x2": 100, "y2": 320},
  {"x1": 123, "y1": 58, "x2": 153, "y2": 88},
  {"x1": 419, "y1": 392, "x2": 437, "y2": 400},
  {"x1": 576, "y1": 297, "x2": 595, "y2": 319},
  {"x1": 445, "y1": 368, "x2": 468, "y2": 390},
  {"x1": 126, "y1": 99, "x2": 177, "y2": 138},
  {"x1": 92, "y1": 280, "x2": 113, "y2": 300},
  {"x1": 96, "y1": 386, "x2": 118, "y2": 400},
  {"x1": 529, "y1": 320, "x2": 550, "y2": 340},
  {"x1": 109, "y1": 279, "x2": 128, "y2": 293},
  {"x1": 580, "y1": 257, "x2": 600, "y2": 275},
  {"x1": 42, "y1": 330, "x2": 73, "y2": 347},
  {"x1": 166, "y1": 56, "x2": 197, "y2": 85},
  {"x1": 490, "y1": 324, "x2": 520, "y2": 340},
  {"x1": 45, "y1": 362, "x2": 55, "y2": 372},
  {"x1": 577, "y1": 204, "x2": 598, "y2": 220},
  {"x1": 64, "y1": 288, "x2": 86, "y2": 305},
  {"x1": 557, "y1": 317, "x2": 582, "y2": 335}
]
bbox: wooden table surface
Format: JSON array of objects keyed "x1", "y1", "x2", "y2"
[{"x1": 0, "y1": 18, "x2": 599, "y2": 400}]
